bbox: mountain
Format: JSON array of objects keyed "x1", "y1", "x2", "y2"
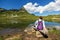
[
  {"x1": 0, "y1": 7, "x2": 38, "y2": 28},
  {"x1": 0, "y1": 8, "x2": 7, "y2": 12}
]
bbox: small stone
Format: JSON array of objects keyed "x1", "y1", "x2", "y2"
[
  {"x1": 27, "y1": 31, "x2": 32, "y2": 34},
  {"x1": 31, "y1": 28, "x2": 35, "y2": 32},
  {"x1": 24, "y1": 30, "x2": 27, "y2": 32}
]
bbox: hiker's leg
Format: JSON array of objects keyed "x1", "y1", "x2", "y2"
[
  {"x1": 43, "y1": 27, "x2": 48, "y2": 34},
  {"x1": 39, "y1": 30, "x2": 48, "y2": 38},
  {"x1": 39, "y1": 29, "x2": 48, "y2": 34}
]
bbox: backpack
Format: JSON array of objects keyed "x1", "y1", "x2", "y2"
[{"x1": 37, "y1": 21, "x2": 43, "y2": 30}]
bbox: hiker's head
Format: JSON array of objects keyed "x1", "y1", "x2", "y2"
[{"x1": 39, "y1": 16, "x2": 43, "y2": 19}]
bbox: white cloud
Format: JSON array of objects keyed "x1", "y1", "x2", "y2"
[
  {"x1": 23, "y1": 2, "x2": 37, "y2": 13},
  {"x1": 23, "y1": 0, "x2": 60, "y2": 14}
]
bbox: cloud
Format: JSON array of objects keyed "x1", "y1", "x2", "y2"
[
  {"x1": 23, "y1": 2, "x2": 37, "y2": 14},
  {"x1": 23, "y1": 0, "x2": 60, "y2": 14}
]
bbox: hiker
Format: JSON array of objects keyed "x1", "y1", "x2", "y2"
[{"x1": 34, "y1": 16, "x2": 48, "y2": 38}]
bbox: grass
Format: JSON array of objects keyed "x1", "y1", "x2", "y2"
[
  {"x1": 49, "y1": 29, "x2": 60, "y2": 35},
  {"x1": 44, "y1": 15, "x2": 60, "y2": 23},
  {"x1": 0, "y1": 36, "x2": 4, "y2": 40},
  {"x1": 48, "y1": 29, "x2": 60, "y2": 40},
  {"x1": 0, "y1": 15, "x2": 38, "y2": 29}
]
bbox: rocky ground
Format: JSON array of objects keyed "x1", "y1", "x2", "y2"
[{"x1": 0, "y1": 28, "x2": 60, "y2": 40}]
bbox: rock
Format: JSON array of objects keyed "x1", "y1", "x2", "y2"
[
  {"x1": 31, "y1": 28, "x2": 36, "y2": 32},
  {"x1": 36, "y1": 31, "x2": 43, "y2": 38},
  {"x1": 24, "y1": 27, "x2": 36, "y2": 35},
  {"x1": 23, "y1": 34, "x2": 39, "y2": 40},
  {"x1": 24, "y1": 29, "x2": 27, "y2": 32},
  {"x1": 24, "y1": 27, "x2": 43, "y2": 37},
  {"x1": 23, "y1": 37, "x2": 39, "y2": 40}
]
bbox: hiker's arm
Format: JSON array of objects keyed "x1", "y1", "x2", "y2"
[
  {"x1": 35, "y1": 20, "x2": 38, "y2": 25},
  {"x1": 43, "y1": 21, "x2": 48, "y2": 33},
  {"x1": 34, "y1": 20, "x2": 38, "y2": 28}
]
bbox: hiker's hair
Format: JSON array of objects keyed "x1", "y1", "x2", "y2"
[{"x1": 39, "y1": 16, "x2": 43, "y2": 19}]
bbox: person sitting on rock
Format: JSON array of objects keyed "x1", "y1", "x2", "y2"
[{"x1": 34, "y1": 16, "x2": 48, "y2": 38}]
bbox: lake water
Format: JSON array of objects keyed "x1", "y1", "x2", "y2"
[
  {"x1": 7, "y1": 19, "x2": 60, "y2": 27},
  {"x1": 44, "y1": 21, "x2": 60, "y2": 30},
  {"x1": 29, "y1": 21, "x2": 60, "y2": 29},
  {"x1": 0, "y1": 21, "x2": 60, "y2": 36},
  {"x1": 45, "y1": 21, "x2": 60, "y2": 27}
]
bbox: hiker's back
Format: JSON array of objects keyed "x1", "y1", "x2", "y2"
[{"x1": 37, "y1": 21, "x2": 43, "y2": 30}]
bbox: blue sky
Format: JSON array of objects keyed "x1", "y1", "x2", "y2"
[
  {"x1": 0, "y1": 0, "x2": 54, "y2": 9},
  {"x1": 0, "y1": 0, "x2": 60, "y2": 16}
]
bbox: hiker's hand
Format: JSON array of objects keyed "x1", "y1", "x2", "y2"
[{"x1": 44, "y1": 27, "x2": 48, "y2": 34}]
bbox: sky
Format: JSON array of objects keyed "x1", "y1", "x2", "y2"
[{"x1": 0, "y1": 0, "x2": 60, "y2": 16}]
